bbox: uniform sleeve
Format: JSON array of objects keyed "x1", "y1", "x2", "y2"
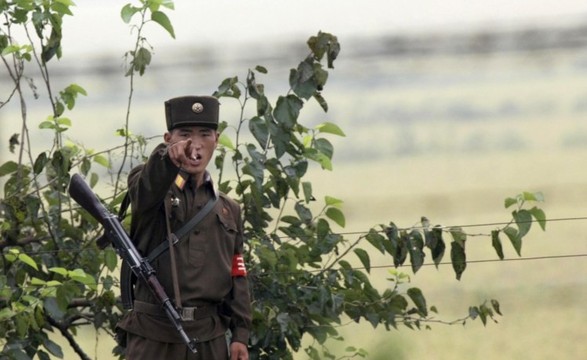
[
  {"x1": 128, "y1": 143, "x2": 179, "y2": 216},
  {"x1": 227, "y1": 203, "x2": 252, "y2": 345}
]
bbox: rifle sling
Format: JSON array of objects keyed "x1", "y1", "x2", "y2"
[{"x1": 164, "y1": 201, "x2": 182, "y2": 310}]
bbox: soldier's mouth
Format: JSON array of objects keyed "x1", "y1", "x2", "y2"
[{"x1": 187, "y1": 153, "x2": 202, "y2": 166}]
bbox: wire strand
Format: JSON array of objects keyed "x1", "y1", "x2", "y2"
[
  {"x1": 4, "y1": 216, "x2": 587, "y2": 258},
  {"x1": 19, "y1": 252, "x2": 587, "y2": 286}
]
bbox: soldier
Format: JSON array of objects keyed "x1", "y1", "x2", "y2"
[{"x1": 117, "y1": 96, "x2": 251, "y2": 359}]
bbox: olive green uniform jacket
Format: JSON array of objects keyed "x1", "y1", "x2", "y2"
[{"x1": 118, "y1": 144, "x2": 252, "y2": 346}]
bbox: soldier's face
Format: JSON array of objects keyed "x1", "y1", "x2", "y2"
[{"x1": 165, "y1": 126, "x2": 219, "y2": 178}]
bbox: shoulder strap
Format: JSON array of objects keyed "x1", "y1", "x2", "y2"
[{"x1": 146, "y1": 195, "x2": 218, "y2": 263}]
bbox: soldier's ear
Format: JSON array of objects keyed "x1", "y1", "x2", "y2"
[{"x1": 164, "y1": 132, "x2": 172, "y2": 143}]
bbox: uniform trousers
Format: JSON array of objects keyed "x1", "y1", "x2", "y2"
[{"x1": 125, "y1": 332, "x2": 229, "y2": 360}]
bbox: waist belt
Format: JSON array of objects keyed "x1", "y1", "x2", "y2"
[{"x1": 133, "y1": 300, "x2": 219, "y2": 321}]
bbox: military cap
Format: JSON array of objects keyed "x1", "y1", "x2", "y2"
[{"x1": 165, "y1": 95, "x2": 219, "y2": 130}]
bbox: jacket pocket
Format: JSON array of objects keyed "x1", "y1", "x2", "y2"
[
  {"x1": 188, "y1": 239, "x2": 207, "y2": 267},
  {"x1": 217, "y1": 213, "x2": 237, "y2": 234}
]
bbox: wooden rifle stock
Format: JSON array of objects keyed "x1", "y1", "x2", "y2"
[{"x1": 68, "y1": 174, "x2": 197, "y2": 353}]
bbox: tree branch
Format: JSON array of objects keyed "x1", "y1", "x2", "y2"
[{"x1": 46, "y1": 315, "x2": 91, "y2": 360}]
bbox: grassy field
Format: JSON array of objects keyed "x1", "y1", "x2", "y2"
[{"x1": 306, "y1": 146, "x2": 587, "y2": 360}]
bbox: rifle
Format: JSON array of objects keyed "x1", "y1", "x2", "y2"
[{"x1": 68, "y1": 173, "x2": 197, "y2": 353}]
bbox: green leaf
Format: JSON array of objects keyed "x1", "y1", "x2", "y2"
[
  {"x1": 151, "y1": 11, "x2": 175, "y2": 38},
  {"x1": 449, "y1": 226, "x2": 466, "y2": 248},
  {"x1": 313, "y1": 92, "x2": 328, "y2": 112},
  {"x1": 429, "y1": 226, "x2": 445, "y2": 268},
  {"x1": 529, "y1": 206, "x2": 547, "y2": 231},
  {"x1": 18, "y1": 253, "x2": 38, "y2": 270},
  {"x1": 51, "y1": 1, "x2": 73, "y2": 16},
  {"x1": 354, "y1": 248, "x2": 370, "y2": 273},
  {"x1": 52, "y1": 99, "x2": 64, "y2": 116},
  {"x1": 316, "y1": 122, "x2": 345, "y2": 137},
  {"x1": 44, "y1": 297, "x2": 66, "y2": 320},
  {"x1": 104, "y1": 248, "x2": 118, "y2": 271},
  {"x1": 31, "y1": 277, "x2": 46, "y2": 286},
  {"x1": 255, "y1": 65, "x2": 267, "y2": 74},
  {"x1": 4, "y1": 252, "x2": 17, "y2": 262},
  {"x1": 491, "y1": 230, "x2": 504, "y2": 260},
  {"x1": 80, "y1": 156, "x2": 91, "y2": 175},
  {"x1": 248, "y1": 116, "x2": 269, "y2": 149},
  {"x1": 69, "y1": 269, "x2": 96, "y2": 288},
  {"x1": 450, "y1": 242, "x2": 467, "y2": 280},
  {"x1": 89, "y1": 172, "x2": 99, "y2": 188},
  {"x1": 43, "y1": 337, "x2": 63, "y2": 358},
  {"x1": 243, "y1": 145, "x2": 265, "y2": 186},
  {"x1": 49, "y1": 267, "x2": 68, "y2": 276},
  {"x1": 307, "y1": 31, "x2": 340, "y2": 68},
  {"x1": 281, "y1": 216, "x2": 301, "y2": 226},
  {"x1": 56, "y1": 283, "x2": 76, "y2": 311},
  {"x1": 491, "y1": 299, "x2": 502, "y2": 316},
  {"x1": 407, "y1": 287, "x2": 428, "y2": 317},
  {"x1": 9, "y1": 133, "x2": 20, "y2": 153},
  {"x1": 290, "y1": 60, "x2": 317, "y2": 99},
  {"x1": 121, "y1": 4, "x2": 140, "y2": 23},
  {"x1": 469, "y1": 306, "x2": 479, "y2": 320},
  {"x1": 134, "y1": 47, "x2": 152, "y2": 75},
  {"x1": 60, "y1": 83, "x2": 87, "y2": 110},
  {"x1": 55, "y1": 0, "x2": 75, "y2": 6},
  {"x1": 302, "y1": 181, "x2": 313, "y2": 203},
  {"x1": 56, "y1": 117, "x2": 71, "y2": 127},
  {"x1": 39, "y1": 120, "x2": 55, "y2": 129},
  {"x1": 274, "y1": 95, "x2": 303, "y2": 130},
  {"x1": 218, "y1": 133, "x2": 235, "y2": 150},
  {"x1": 325, "y1": 195, "x2": 343, "y2": 207},
  {"x1": 66, "y1": 83, "x2": 87, "y2": 96},
  {"x1": 0, "y1": 307, "x2": 15, "y2": 320},
  {"x1": 504, "y1": 226, "x2": 522, "y2": 256},
  {"x1": 523, "y1": 191, "x2": 544, "y2": 202},
  {"x1": 246, "y1": 71, "x2": 262, "y2": 99},
  {"x1": 366, "y1": 230, "x2": 385, "y2": 254},
  {"x1": 513, "y1": 209, "x2": 532, "y2": 238},
  {"x1": 214, "y1": 76, "x2": 239, "y2": 98},
  {"x1": 304, "y1": 148, "x2": 332, "y2": 170},
  {"x1": 407, "y1": 230, "x2": 425, "y2": 274},
  {"x1": 1, "y1": 44, "x2": 20, "y2": 56},
  {"x1": 93, "y1": 154, "x2": 109, "y2": 168},
  {"x1": 325, "y1": 207, "x2": 345, "y2": 227},
  {"x1": 33, "y1": 152, "x2": 48, "y2": 175},
  {"x1": 314, "y1": 138, "x2": 334, "y2": 160},
  {"x1": 295, "y1": 202, "x2": 312, "y2": 224},
  {"x1": 504, "y1": 196, "x2": 518, "y2": 208},
  {"x1": 0, "y1": 161, "x2": 18, "y2": 177}
]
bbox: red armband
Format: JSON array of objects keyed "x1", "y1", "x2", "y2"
[{"x1": 231, "y1": 254, "x2": 247, "y2": 277}]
